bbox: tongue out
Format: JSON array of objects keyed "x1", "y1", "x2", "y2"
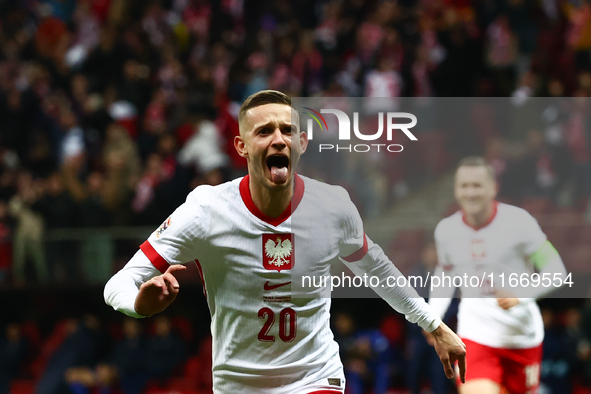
[{"x1": 270, "y1": 166, "x2": 288, "y2": 184}]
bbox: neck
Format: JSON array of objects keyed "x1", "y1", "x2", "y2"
[
  {"x1": 465, "y1": 202, "x2": 496, "y2": 229},
  {"x1": 249, "y1": 177, "x2": 293, "y2": 219}
]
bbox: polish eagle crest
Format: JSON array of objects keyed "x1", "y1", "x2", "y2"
[{"x1": 265, "y1": 237, "x2": 292, "y2": 267}]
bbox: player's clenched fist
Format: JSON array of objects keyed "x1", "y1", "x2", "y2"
[{"x1": 134, "y1": 265, "x2": 186, "y2": 316}]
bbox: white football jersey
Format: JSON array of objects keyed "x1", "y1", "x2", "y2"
[
  {"x1": 106, "y1": 174, "x2": 440, "y2": 393},
  {"x1": 431, "y1": 202, "x2": 547, "y2": 349}
]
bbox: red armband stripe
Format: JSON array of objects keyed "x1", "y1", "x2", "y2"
[
  {"x1": 341, "y1": 234, "x2": 368, "y2": 262},
  {"x1": 140, "y1": 241, "x2": 170, "y2": 274}
]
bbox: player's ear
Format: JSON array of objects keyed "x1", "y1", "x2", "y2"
[
  {"x1": 299, "y1": 131, "x2": 309, "y2": 154},
  {"x1": 234, "y1": 135, "x2": 248, "y2": 158}
]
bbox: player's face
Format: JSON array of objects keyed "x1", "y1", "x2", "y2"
[
  {"x1": 235, "y1": 103, "x2": 308, "y2": 190},
  {"x1": 454, "y1": 166, "x2": 497, "y2": 216}
]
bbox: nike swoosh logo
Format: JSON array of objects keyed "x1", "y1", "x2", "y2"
[{"x1": 263, "y1": 281, "x2": 291, "y2": 291}]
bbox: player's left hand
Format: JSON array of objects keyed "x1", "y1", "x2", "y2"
[
  {"x1": 430, "y1": 322, "x2": 467, "y2": 383},
  {"x1": 134, "y1": 264, "x2": 187, "y2": 316},
  {"x1": 495, "y1": 290, "x2": 520, "y2": 310}
]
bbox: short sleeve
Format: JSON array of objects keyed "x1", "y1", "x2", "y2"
[
  {"x1": 337, "y1": 188, "x2": 368, "y2": 262},
  {"x1": 140, "y1": 189, "x2": 209, "y2": 273}
]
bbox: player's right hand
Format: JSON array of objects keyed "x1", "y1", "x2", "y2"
[
  {"x1": 430, "y1": 322, "x2": 467, "y2": 383},
  {"x1": 134, "y1": 265, "x2": 186, "y2": 316}
]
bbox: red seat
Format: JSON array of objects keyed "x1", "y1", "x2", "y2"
[
  {"x1": 31, "y1": 319, "x2": 74, "y2": 379},
  {"x1": 10, "y1": 379, "x2": 35, "y2": 394}
]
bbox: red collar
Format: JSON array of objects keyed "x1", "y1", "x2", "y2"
[
  {"x1": 462, "y1": 201, "x2": 498, "y2": 231},
  {"x1": 239, "y1": 173, "x2": 305, "y2": 226}
]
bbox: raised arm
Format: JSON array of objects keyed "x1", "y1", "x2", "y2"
[{"x1": 105, "y1": 188, "x2": 206, "y2": 317}]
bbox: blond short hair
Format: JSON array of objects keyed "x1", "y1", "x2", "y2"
[{"x1": 456, "y1": 156, "x2": 496, "y2": 180}]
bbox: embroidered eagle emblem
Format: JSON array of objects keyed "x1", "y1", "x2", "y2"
[{"x1": 264, "y1": 237, "x2": 292, "y2": 267}]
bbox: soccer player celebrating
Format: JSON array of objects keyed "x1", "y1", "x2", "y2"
[
  {"x1": 104, "y1": 90, "x2": 466, "y2": 393},
  {"x1": 428, "y1": 157, "x2": 568, "y2": 394}
]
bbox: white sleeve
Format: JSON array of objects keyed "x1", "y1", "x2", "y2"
[
  {"x1": 341, "y1": 236, "x2": 442, "y2": 332},
  {"x1": 518, "y1": 210, "x2": 548, "y2": 256},
  {"x1": 428, "y1": 221, "x2": 456, "y2": 319},
  {"x1": 337, "y1": 189, "x2": 366, "y2": 259},
  {"x1": 428, "y1": 265, "x2": 455, "y2": 319},
  {"x1": 141, "y1": 188, "x2": 210, "y2": 272},
  {"x1": 104, "y1": 249, "x2": 160, "y2": 318}
]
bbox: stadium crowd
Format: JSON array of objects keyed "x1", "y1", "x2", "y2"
[{"x1": 0, "y1": 0, "x2": 591, "y2": 392}]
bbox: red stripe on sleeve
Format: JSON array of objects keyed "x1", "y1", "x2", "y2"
[
  {"x1": 341, "y1": 234, "x2": 368, "y2": 262},
  {"x1": 194, "y1": 259, "x2": 206, "y2": 297},
  {"x1": 140, "y1": 241, "x2": 170, "y2": 274}
]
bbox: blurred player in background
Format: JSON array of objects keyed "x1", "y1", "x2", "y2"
[
  {"x1": 428, "y1": 157, "x2": 568, "y2": 394},
  {"x1": 104, "y1": 90, "x2": 466, "y2": 394}
]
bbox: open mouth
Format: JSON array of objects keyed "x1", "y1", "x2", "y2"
[
  {"x1": 266, "y1": 155, "x2": 289, "y2": 171},
  {"x1": 266, "y1": 154, "x2": 289, "y2": 184}
]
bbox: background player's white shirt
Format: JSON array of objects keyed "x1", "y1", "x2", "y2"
[
  {"x1": 431, "y1": 202, "x2": 546, "y2": 349},
  {"x1": 105, "y1": 174, "x2": 441, "y2": 394}
]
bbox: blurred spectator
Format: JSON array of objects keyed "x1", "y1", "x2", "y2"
[
  {"x1": 540, "y1": 308, "x2": 580, "y2": 394},
  {"x1": 522, "y1": 129, "x2": 558, "y2": 198},
  {"x1": 0, "y1": 323, "x2": 28, "y2": 394},
  {"x1": 58, "y1": 107, "x2": 86, "y2": 167},
  {"x1": 108, "y1": 318, "x2": 148, "y2": 394},
  {"x1": 292, "y1": 30, "x2": 323, "y2": 96},
  {"x1": 566, "y1": 1, "x2": 591, "y2": 72},
  {"x1": 486, "y1": 14, "x2": 518, "y2": 96},
  {"x1": 333, "y1": 312, "x2": 393, "y2": 394},
  {"x1": 564, "y1": 94, "x2": 591, "y2": 212},
  {"x1": 61, "y1": 165, "x2": 114, "y2": 284},
  {"x1": 36, "y1": 315, "x2": 105, "y2": 394},
  {"x1": 144, "y1": 316, "x2": 186, "y2": 385},
  {"x1": 364, "y1": 57, "x2": 403, "y2": 113},
  {"x1": 177, "y1": 114, "x2": 228, "y2": 187},
  {"x1": 65, "y1": 364, "x2": 118, "y2": 394},
  {"x1": 101, "y1": 123, "x2": 141, "y2": 225},
  {"x1": 8, "y1": 172, "x2": 48, "y2": 286},
  {"x1": 0, "y1": 86, "x2": 40, "y2": 163},
  {"x1": 37, "y1": 172, "x2": 79, "y2": 283},
  {"x1": 0, "y1": 200, "x2": 14, "y2": 283},
  {"x1": 347, "y1": 329, "x2": 394, "y2": 394},
  {"x1": 132, "y1": 153, "x2": 172, "y2": 225},
  {"x1": 411, "y1": 44, "x2": 436, "y2": 97},
  {"x1": 580, "y1": 300, "x2": 591, "y2": 386},
  {"x1": 333, "y1": 313, "x2": 360, "y2": 389},
  {"x1": 117, "y1": 60, "x2": 151, "y2": 119}
]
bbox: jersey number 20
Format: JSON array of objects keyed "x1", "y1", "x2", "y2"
[{"x1": 258, "y1": 307, "x2": 297, "y2": 342}]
